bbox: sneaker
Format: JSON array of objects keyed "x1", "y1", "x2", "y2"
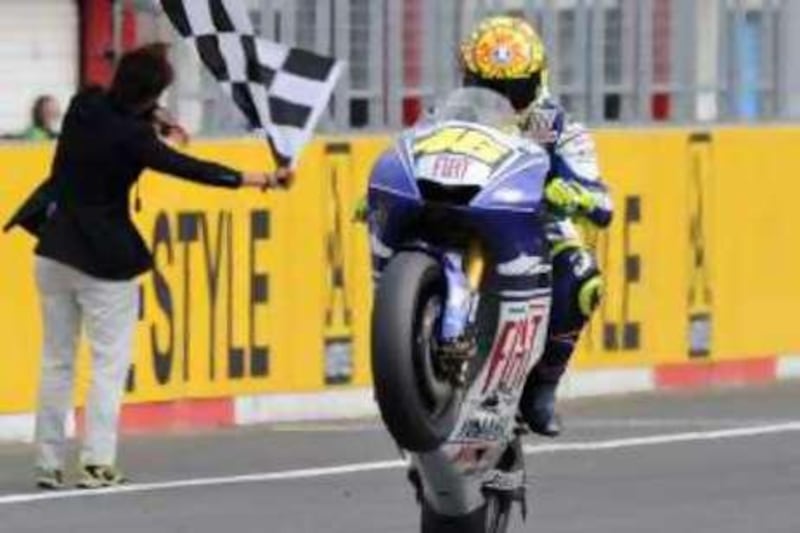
[
  {"x1": 35, "y1": 467, "x2": 64, "y2": 490},
  {"x1": 76, "y1": 464, "x2": 128, "y2": 489}
]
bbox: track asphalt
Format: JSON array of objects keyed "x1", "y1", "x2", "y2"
[{"x1": 1, "y1": 382, "x2": 798, "y2": 532}]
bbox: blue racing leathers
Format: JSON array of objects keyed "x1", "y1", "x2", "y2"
[{"x1": 518, "y1": 97, "x2": 613, "y2": 407}]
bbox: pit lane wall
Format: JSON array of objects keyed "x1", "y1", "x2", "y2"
[{"x1": 0, "y1": 127, "x2": 799, "y2": 437}]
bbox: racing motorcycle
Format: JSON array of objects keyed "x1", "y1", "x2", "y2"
[{"x1": 367, "y1": 87, "x2": 553, "y2": 532}]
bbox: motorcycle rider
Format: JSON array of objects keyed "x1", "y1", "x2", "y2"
[{"x1": 460, "y1": 15, "x2": 614, "y2": 436}]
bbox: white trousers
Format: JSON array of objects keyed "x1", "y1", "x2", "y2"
[{"x1": 34, "y1": 257, "x2": 137, "y2": 469}]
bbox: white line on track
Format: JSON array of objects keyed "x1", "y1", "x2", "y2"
[
  {"x1": 559, "y1": 418, "x2": 797, "y2": 429},
  {"x1": 521, "y1": 421, "x2": 800, "y2": 454},
  {"x1": 267, "y1": 418, "x2": 796, "y2": 433},
  {"x1": 1, "y1": 421, "x2": 799, "y2": 507}
]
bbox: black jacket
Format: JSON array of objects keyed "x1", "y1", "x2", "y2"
[{"x1": 4, "y1": 88, "x2": 242, "y2": 280}]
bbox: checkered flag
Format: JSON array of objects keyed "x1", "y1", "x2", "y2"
[{"x1": 161, "y1": 0, "x2": 342, "y2": 168}]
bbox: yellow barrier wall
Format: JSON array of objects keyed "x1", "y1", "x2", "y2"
[{"x1": 1, "y1": 127, "x2": 799, "y2": 413}]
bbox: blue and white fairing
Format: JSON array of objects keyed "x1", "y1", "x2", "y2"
[{"x1": 367, "y1": 88, "x2": 552, "y2": 342}]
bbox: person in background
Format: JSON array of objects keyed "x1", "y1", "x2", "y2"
[
  {"x1": 21, "y1": 95, "x2": 62, "y2": 140},
  {"x1": 4, "y1": 43, "x2": 291, "y2": 490}
]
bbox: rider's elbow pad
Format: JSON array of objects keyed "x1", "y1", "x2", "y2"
[
  {"x1": 588, "y1": 207, "x2": 613, "y2": 228},
  {"x1": 586, "y1": 192, "x2": 613, "y2": 228}
]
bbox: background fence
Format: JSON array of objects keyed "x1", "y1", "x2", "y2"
[{"x1": 125, "y1": 0, "x2": 798, "y2": 135}]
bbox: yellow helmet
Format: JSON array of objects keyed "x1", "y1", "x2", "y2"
[{"x1": 460, "y1": 16, "x2": 548, "y2": 110}]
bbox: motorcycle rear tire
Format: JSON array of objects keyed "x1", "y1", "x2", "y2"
[{"x1": 371, "y1": 251, "x2": 459, "y2": 452}]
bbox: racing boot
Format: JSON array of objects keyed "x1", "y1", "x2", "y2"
[
  {"x1": 519, "y1": 246, "x2": 600, "y2": 437},
  {"x1": 519, "y1": 378, "x2": 561, "y2": 437},
  {"x1": 519, "y1": 332, "x2": 576, "y2": 437}
]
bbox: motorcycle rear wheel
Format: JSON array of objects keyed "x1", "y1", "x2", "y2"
[{"x1": 371, "y1": 251, "x2": 460, "y2": 452}]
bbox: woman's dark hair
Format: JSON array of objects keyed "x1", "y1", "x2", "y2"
[
  {"x1": 31, "y1": 95, "x2": 57, "y2": 130},
  {"x1": 108, "y1": 43, "x2": 174, "y2": 112}
]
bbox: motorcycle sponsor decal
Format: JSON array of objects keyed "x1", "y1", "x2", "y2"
[
  {"x1": 413, "y1": 125, "x2": 513, "y2": 166},
  {"x1": 416, "y1": 153, "x2": 492, "y2": 186},
  {"x1": 496, "y1": 253, "x2": 551, "y2": 276},
  {"x1": 481, "y1": 301, "x2": 548, "y2": 396},
  {"x1": 454, "y1": 411, "x2": 512, "y2": 442},
  {"x1": 431, "y1": 154, "x2": 470, "y2": 180}
]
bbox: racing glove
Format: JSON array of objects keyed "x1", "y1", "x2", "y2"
[{"x1": 544, "y1": 177, "x2": 595, "y2": 218}]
